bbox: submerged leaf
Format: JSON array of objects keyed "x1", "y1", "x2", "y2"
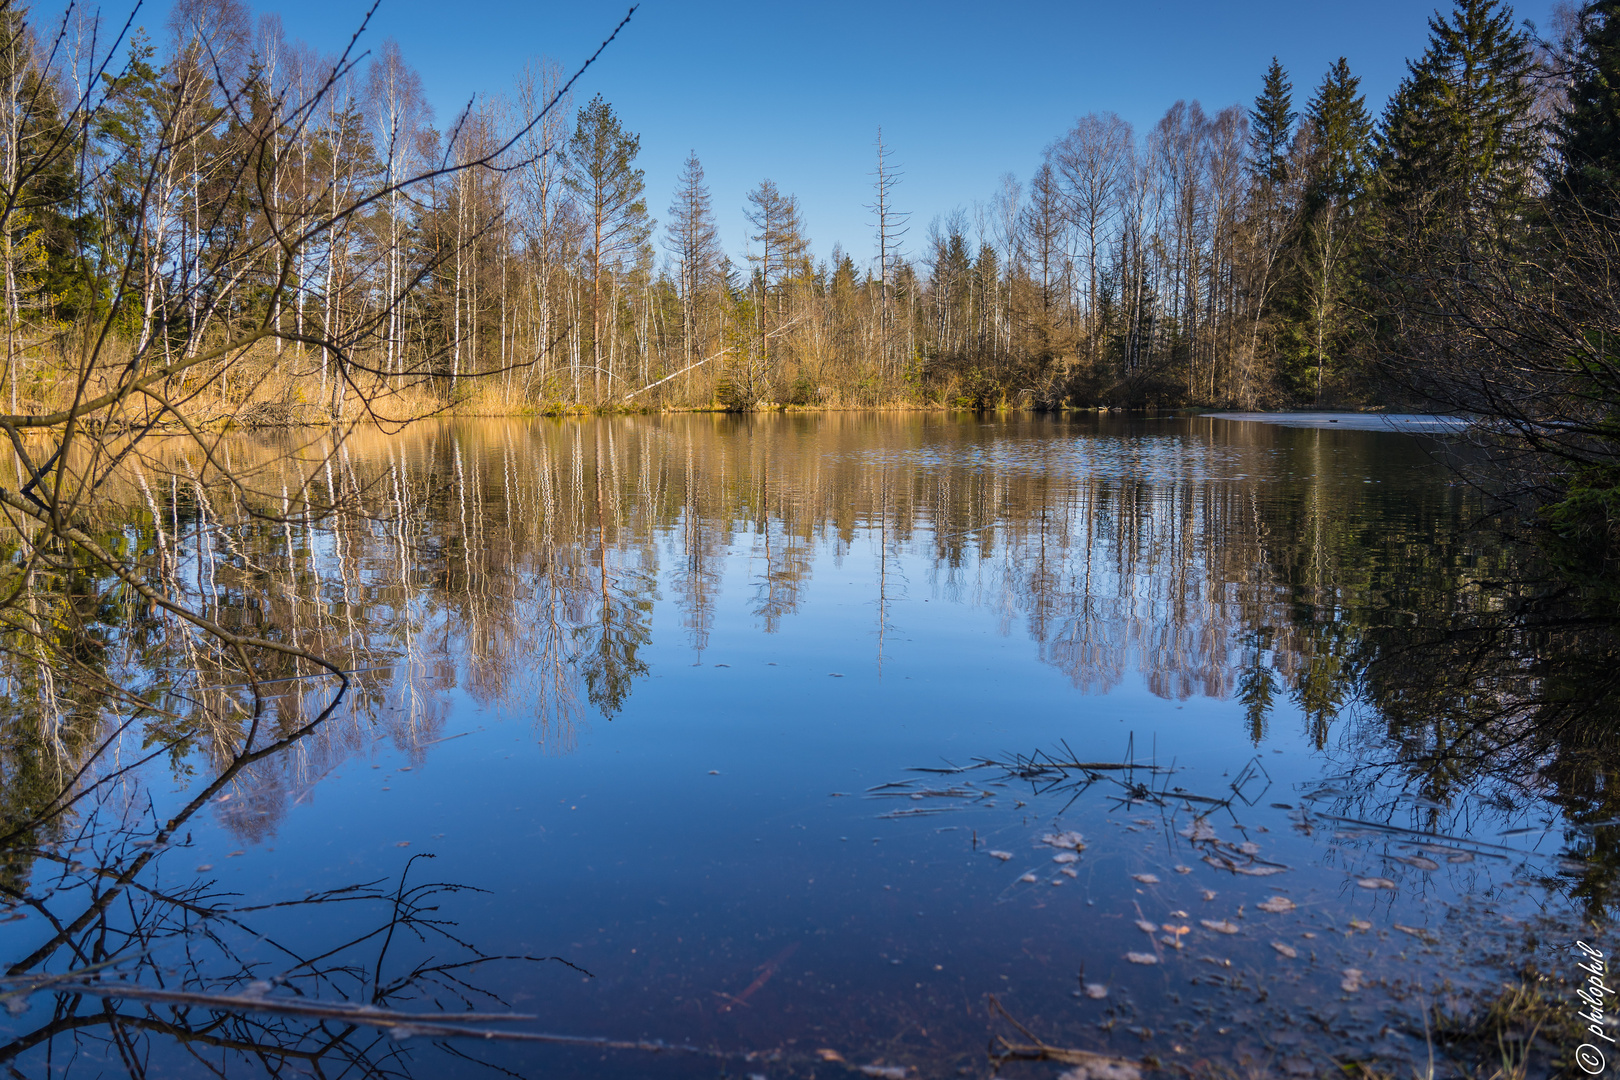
[
  {"x1": 1124, "y1": 951, "x2": 1159, "y2": 965},
  {"x1": 857, "y1": 1067, "x2": 908, "y2": 1079},
  {"x1": 1135, "y1": 920, "x2": 1157, "y2": 934},
  {"x1": 1083, "y1": 983, "x2": 1108, "y2": 999},
  {"x1": 1270, "y1": 941, "x2": 1298, "y2": 959},
  {"x1": 1200, "y1": 919, "x2": 1240, "y2": 934},
  {"x1": 1179, "y1": 818, "x2": 1217, "y2": 842},
  {"x1": 1340, "y1": 967, "x2": 1364, "y2": 992},
  {"x1": 1256, "y1": 896, "x2": 1296, "y2": 914},
  {"x1": 1131, "y1": 873, "x2": 1160, "y2": 885},
  {"x1": 1057, "y1": 1059, "x2": 1142, "y2": 1080},
  {"x1": 1348, "y1": 919, "x2": 1372, "y2": 932},
  {"x1": 989, "y1": 850, "x2": 1014, "y2": 861},
  {"x1": 1356, "y1": 877, "x2": 1398, "y2": 890},
  {"x1": 1018, "y1": 873, "x2": 1037, "y2": 883},
  {"x1": 1396, "y1": 855, "x2": 1440, "y2": 871},
  {"x1": 1053, "y1": 852, "x2": 1080, "y2": 864}
]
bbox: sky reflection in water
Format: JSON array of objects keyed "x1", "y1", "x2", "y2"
[{"x1": 0, "y1": 414, "x2": 1604, "y2": 1079}]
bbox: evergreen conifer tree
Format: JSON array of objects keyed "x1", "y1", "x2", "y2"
[
  {"x1": 1305, "y1": 58, "x2": 1374, "y2": 207},
  {"x1": 1250, "y1": 58, "x2": 1296, "y2": 189},
  {"x1": 1376, "y1": 0, "x2": 1539, "y2": 241},
  {"x1": 564, "y1": 94, "x2": 651, "y2": 399},
  {"x1": 1555, "y1": 0, "x2": 1620, "y2": 214}
]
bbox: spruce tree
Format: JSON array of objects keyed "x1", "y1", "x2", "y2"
[
  {"x1": 1294, "y1": 59, "x2": 1375, "y2": 402},
  {"x1": 1556, "y1": 0, "x2": 1620, "y2": 214},
  {"x1": 1250, "y1": 57, "x2": 1296, "y2": 189},
  {"x1": 1376, "y1": 0, "x2": 1538, "y2": 241},
  {"x1": 1304, "y1": 58, "x2": 1374, "y2": 207}
]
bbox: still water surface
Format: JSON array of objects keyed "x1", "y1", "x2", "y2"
[{"x1": 0, "y1": 413, "x2": 1608, "y2": 1078}]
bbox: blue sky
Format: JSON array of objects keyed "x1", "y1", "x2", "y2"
[{"x1": 122, "y1": 0, "x2": 1561, "y2": 271}]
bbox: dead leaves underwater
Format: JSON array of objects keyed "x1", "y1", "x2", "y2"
[{"x1": 848, "y1": 743, "x2": 1581, "y2": 1078}]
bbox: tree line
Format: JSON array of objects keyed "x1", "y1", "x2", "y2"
[{"x1": 0, "y1": 0, "x2": 1610, "y2": 417}]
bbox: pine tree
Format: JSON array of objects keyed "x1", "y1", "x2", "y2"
[
  {"x1": 564, "y1": 94, "x2": 651, "y2": 399},
  {"x1": 1555, "y1": 0, "x2": 1620, "y2": 214}
]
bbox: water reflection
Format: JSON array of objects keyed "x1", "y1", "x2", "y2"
[
  {"x1": 0, "y1": 414, "x2": 1611, "y2": 1076},
  {"x1": 0, "y1": 414, "x2": 1591, "y2": 842}
]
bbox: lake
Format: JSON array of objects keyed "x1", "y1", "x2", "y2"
[{"x1": 0, "y1": 413, "x2": 1609, "y2": 1079}]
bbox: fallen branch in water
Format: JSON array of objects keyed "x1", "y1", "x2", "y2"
[
  {"x1": 987, "y1": 994, "x2": 1147, "y2": 1075},
  {"x1": 2, "y1": 979, "x2": 716, "y2": 1052}
]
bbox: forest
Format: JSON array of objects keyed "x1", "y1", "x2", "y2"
[{"x1": 0, "y1": 0, "x2": 1613, "y2": 417}]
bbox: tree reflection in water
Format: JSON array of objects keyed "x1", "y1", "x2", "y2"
[{"x1": 0, "y1": 414, "x2": 1613, "y2": 1074}]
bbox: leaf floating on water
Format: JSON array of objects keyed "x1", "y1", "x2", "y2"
[
  {"x1": 1341, "y1": 968, "x2": 1364, "y2": 992},
  {"x1": 1057, "y1": 1059, "x2": 1142, "y2": 1080},
  {"x1": 1124, "y1": 951, "x2": 1159, "y2": 965},
  {"x1": 1053, "y1": 852, "x2": 1080, "y2": 864},
  {"x1": 1060, "y1": 867, "x2": 1078, "y2": 878},
  {"x1": 989, "y1": 850, "x2": 1014, "y2": 861},
  {"x1": 1135, "y1": 920, "x2": 1158, "y2": 934},
  {"x1": 1050, "y1": 878, "x2": 1066, "y2": 886},
  {"x1": 1357, "y1": 877, "x2": 1398, "y2": 890},
  {"x1": 1202, "y1": 854, "x2": 1289, "y2": 876},
  {"x1": 1179, "y1": 818, "x2": 1217, "y2": 842},
  {"x1": 1042, "y1": 831, "x2": 1086, "y2": 850},
  {"x1": 1019, "y1": 873, "x2": 1037, "y2": 883},
  {"x1": 1083, "y1": 983, "x2": 1108, "y2": 999},
  {"x1": 1447, "y1": 852, "x2": 1475, "y2": 864},
  {"x1": 1393, "y1": 923, "x2": 1438, "y2": 944},
  {"x1": 1200, "y1": 889, "x2": 1218, "y2": 902},
  {"x1": 1348, "y1": 919, "x2": 1372, "y2": 932},
  {"x1": 1270, "y1": 941, "x2": 1298, "y2": 959},
  {"x1": 1256, "y1": 896, "x2": 1296, "y2": 914},
  {"x1": 1397, "y1": 855, "x2": 1440, "y2": 871},
  {"x1": 817, "y1": 1049, "x2": 847, "y2": 1063},
  {"x1": 1238, "y1": 842, "x2": 1262, "y2": 855},
  {"x1": 1174, "y1": 865, "x2": 1192, "y2": 874},
  {"x1": 1200, "y1": 919, "x2": 1240, "y2": 935},
  {"x1": 1131, "y1": 873, "x2": 1160, "y2": 885},
  {"x1": 857, "y1": 1067, "x2": 909, "y2": 1079}
]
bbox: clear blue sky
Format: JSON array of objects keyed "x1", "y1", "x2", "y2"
[{"x1": 124, "y1": 0, "x2": 1562, "y2": 272}]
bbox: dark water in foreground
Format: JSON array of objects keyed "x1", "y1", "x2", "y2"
[{"x1": 0, "y1": 413, "x2": 1614, "y2": 1079}]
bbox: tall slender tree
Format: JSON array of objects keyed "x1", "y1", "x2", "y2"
[
  {"x1": 1297, "y1": 58, "x2": 1374, "y2": 400},
  {"x1": 664, "y1": 151, "x2": 720, "y2": 371},
  {"x1": 867, "y1": 129, "x2": 908, "y2": 375},
  {"x1": 565, "y1": 94, "x2": 650, "y2": 400}
]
